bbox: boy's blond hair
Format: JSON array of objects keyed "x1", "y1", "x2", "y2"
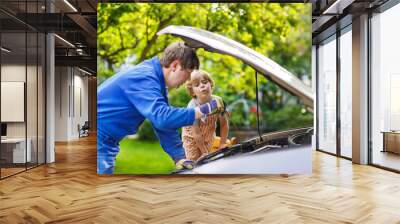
[{"x1": 186, "y1": 70, "x2": 215, "y2": 98}]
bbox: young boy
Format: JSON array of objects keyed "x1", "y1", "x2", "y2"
[{"x1": 182, "y1": 70, "x2": 230, "y2": 161}]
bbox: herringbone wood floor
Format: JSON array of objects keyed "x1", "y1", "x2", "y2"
[{"x1": 1, "y1": 135, "x2": 400, "y2": 224}]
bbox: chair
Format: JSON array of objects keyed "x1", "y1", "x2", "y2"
[{"x1": 78, "y1": 121, "x2": 90, "y2": 138}]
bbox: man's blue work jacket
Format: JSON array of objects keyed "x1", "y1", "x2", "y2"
[{"x1": 97, "y1": 57, "x2": 196, "y2": 170}]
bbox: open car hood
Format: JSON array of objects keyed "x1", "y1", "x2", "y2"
[
  {"x1": 176, "y1": 127, "x2": 313, "y2": 174},
  {"x1": 157, "y1": 25, "x2": 314, "y2": 108}
]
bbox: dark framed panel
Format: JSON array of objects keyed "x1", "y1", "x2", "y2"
[
  {"x1": 0, "y1": 0, "x2": 47, "y2": 180},
  {"x1": 338, "y1": 24, "x2": 353, "y2": 159},
  {"x1": 316, "y1": 33, "x2": 338, "y2": 156},
  {"x1": 314, "y1": 18, "x2": 353, "y2": 162},
  {"x1": 368, "y1": 1, "x2": 400, "y2": 172},
  {"x1": 314, "y1": 0, "x2": 400, "y2": 172}
]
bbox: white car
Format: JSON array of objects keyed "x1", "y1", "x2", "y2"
[{"x1": 158, "y1": 26, "x2": 314, "y2": 174}]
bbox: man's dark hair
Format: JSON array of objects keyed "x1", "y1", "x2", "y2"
[{"x1": 160, "y1": 42, "x2": 199, "y2": 70}]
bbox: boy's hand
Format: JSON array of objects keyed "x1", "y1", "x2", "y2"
[
  {"x1": 198, "y1": 98, "x2": 225, "y2": 116},
  {"x1": 175, "y1": 159, "x2": 195, "y2": 170},
  {"x1": 198, "y1": 153, "x2": 209, "y2": 161},
  {"x1": 218, "y1": 143, "x2": 228, "y2": 150}
]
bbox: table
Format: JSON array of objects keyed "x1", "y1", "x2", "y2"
[
  {"x1": 382, "y1": 131, "x2": 400, "y2": 154},
  {"x1": 1, "y1": 138, "x2": 31, "y2": 163}
]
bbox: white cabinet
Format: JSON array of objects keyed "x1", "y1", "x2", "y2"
[{"x1": 1, "y1": 138, "x2": 31, "y2": 163}]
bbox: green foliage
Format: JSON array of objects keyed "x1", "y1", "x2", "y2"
[
  {"x1": 137, "y1": 120, "x2": 157, "y2": 141},
  {"x1": 115, "y1": 138, "x2": 175, "y2": 174},
  {"x1": 98, "y1": 3, "x2": 313, "y2": 133},
  {"x1": 167, "y1": 85, "x2": 192, "y2": 108},
  {"x1": 97, "y1": 57, "x2": 114, "y2": 84},
  {"x1": 264, "y1": 105, "x2": 313, "y2": 132}
]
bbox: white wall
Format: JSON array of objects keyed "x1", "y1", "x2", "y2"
[
  {"x1": 72, "y1": 72, "x2": 89, "y2": 138},
  {"x1": 55, "y1": 67, "x2": 89, "y2": 141},
  {"x1": 55, "y1": 66, "x2": 69, "y2": 141},
  {"x1": 1, "y1": 82, "x2": 25, "y2": 121},
  {"x1": 376, "y1": 4, "x2": 400, "y2": 130},
  {"x1": 1, "y1": 65, "x2": 28, "y2": 138}
]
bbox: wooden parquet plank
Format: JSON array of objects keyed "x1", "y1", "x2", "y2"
[{"x1": 0, "y1": 135, "x2": 399, "y2": 223}]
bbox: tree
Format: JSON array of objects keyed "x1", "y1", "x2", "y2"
[{"x1": 98, "y1": 3, "x2": 313, "y2": 132}]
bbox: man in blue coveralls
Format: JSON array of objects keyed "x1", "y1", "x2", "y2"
[{"x1": 97, "y1": 42, "x2": 225, "y2": 174}]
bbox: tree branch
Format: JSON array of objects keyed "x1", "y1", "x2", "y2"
[
  {"x1": 119, "y1": 27, "x2": 125, "y2": 49},
  {"x1": 97, "y1": 37, "x2": 139, "y2": 59},
  {"x1": 139, "y1": 14, "x2": 175, "y2": 62}
]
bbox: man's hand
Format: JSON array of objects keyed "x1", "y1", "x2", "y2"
[
  {"x1": 197, "y1": 98, "x2": 225, "y2": 116},
  {"x1": 175, "y1": 159, "x2": 195, "y2": 170}
]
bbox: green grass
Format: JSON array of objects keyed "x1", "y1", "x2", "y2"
[{"x1": 114, "y1": 138, "x2": 175, "y2": 174}]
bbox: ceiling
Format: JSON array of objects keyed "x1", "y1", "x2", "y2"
[
  {"x1": 312, "y1": 0, "x2": 390, "y2": 43},
  {"x1": 0, "y1": 0, "x2": 97, "y2": 75}
]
